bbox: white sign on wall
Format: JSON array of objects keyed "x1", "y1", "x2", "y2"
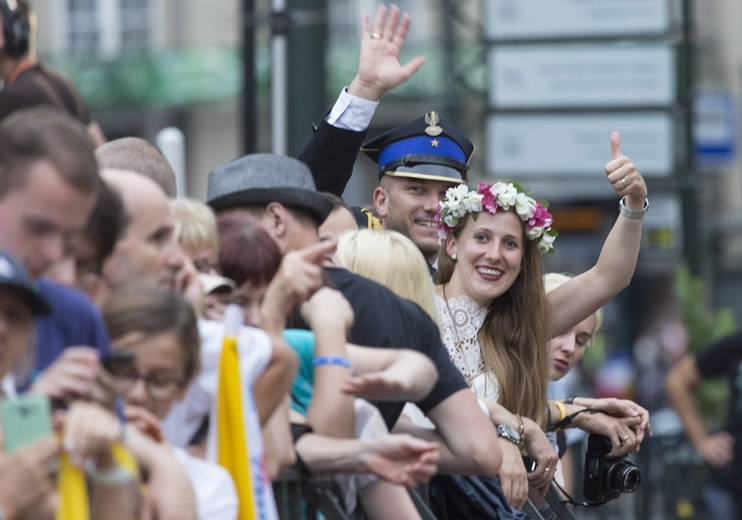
[
  {"x1": 489, "y1": 44, "x2": 676, "y2": 109},
  {"x1": 484, "y1": 0, "x2": 671, "y2": 40},
  {"x1": 487, "y1": 112, "x2": 675, "y2": 177}
]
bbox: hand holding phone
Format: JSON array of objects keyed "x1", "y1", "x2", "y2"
[
  {"x1": 29, "y1": 346, "x2": 100, "y2": 402},
  {"x1": 101, "y1": 351, "x2": 136, "y2": 377},
  {"x1": 1, "y1": 394, "x2": 53, "y2": 454}
]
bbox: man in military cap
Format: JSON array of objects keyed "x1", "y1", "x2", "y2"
[
  {"x1": 310, "y1": 108, "x2": 474, "y2": 270},
  {"x1": 362, "y1": 111, "x2": 474, "y2": 265}
]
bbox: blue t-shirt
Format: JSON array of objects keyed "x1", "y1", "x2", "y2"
[
  {"x1": 33, "y1": 278, "x2": 110, "y2": 373},
  {"x1": 284, "y1": 329, "x2": 315, "y2": 415}
]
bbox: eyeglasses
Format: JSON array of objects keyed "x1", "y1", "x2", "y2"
[{"x1": 111, "y1": 370, "x2": 185, "y2": 401}]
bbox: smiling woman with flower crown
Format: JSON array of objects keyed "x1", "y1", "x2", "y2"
[{"x1": 432, "y1": 132, "x2": 648, "y2": 508}]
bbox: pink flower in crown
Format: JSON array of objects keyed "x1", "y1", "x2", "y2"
[
  {"x1": 477, "y1": 182, "x2": 500, "y2": 214},
  {"x1": 435, "y1": 207, "x2": 451, "y2": 241},
  {"x1": 529, "y1": 202, "x2": 553, "y2": 231}
]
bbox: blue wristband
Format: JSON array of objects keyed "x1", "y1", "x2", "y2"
[{"x1": 312, "y1": 356, "x2": 351, "y2": 369}]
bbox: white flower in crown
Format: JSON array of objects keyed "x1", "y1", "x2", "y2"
[
  {"x1": 437, "y1": 180, "x2": 558, "y2": 252},
  {"x1": 443, "y1": 211, "x2": 458, "y2": 228},
  {"x1": 491, "y1": 181, "x2": 519, "y2": 209},
  {"x1": 527, "y1": 225, "x2": 544, "y2": 241},
  {"x1": 436, "y1": 185, "x2": 483, "y2": 241},
  {"x1": 538, "y1": 232, "x2": 558, "y2": 253},
  {"x1": 514, "y1": 192, "x2": 537, "y2": 221}
]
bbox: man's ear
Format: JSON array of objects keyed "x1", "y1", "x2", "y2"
[
  {"x1": 264, "y1": 202, "x2": 289, "y2": 239},
  {"x1": 373, "y1": 186, "x2": 389, "y2": 219}
]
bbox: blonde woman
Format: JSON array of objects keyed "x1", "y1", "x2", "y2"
[
  {"x1": 336, "y1": 229, "x2": 439, "y2": 326},
  {"x1": 169, "y1": 198, "x2": 220, "y2": 274}
]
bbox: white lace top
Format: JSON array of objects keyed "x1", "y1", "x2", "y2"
[{"x1": 435, "y1": 293, "x2": 499, "y2": 401}]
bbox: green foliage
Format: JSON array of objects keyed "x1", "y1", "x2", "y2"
[{"x1": 674, "y1": 265, "x2": 736, "y2": 425}]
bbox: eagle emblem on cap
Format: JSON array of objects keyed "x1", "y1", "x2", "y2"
[{"x1": 424, "y1": 111, "x2": 443, "y2": 136}]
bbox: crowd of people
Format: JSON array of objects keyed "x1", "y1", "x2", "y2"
[{"x1": 0, "y1": 2, "x2": 668, "y2": 519}]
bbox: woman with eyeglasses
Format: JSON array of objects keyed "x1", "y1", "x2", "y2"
[{"x1": 102, "y1": 284, "x2": 239, "y2": 520}]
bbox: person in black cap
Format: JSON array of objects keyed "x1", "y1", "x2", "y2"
[
  {"x1": 363, "y1": 111, "x2": 474, "y2": 265},
  {"x1": 308, "y1": 101, "x2": 474, "y2": 271}
]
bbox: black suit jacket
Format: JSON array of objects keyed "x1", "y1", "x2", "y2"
[{"x1": 297, "y1": 116, "x2": 367, "y2": 197}]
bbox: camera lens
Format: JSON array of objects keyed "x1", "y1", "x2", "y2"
[{"x1": 608, "y1": 461, "x2": 641, "y2": 493}]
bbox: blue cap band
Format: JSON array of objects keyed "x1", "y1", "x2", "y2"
[{"x1": 378, "y1": 136, "x2": 465, "y2": 173}]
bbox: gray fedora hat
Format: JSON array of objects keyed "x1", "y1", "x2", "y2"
[{"x1": 207, "y1": 153, "x2": 333, "y2": 224}]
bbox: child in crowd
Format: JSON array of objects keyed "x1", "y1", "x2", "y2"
[{"x1": 103, "y1": 284, "x2": 239, "y2": 520}]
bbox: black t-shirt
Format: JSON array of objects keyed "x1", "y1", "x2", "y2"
[
  {"x1": 695, "y1": 331, "x2": 742, "y2": 487},
  {"x1": 325, "y1": 267, "x2": 468, "y2": 428}
]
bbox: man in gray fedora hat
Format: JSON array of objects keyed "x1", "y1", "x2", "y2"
[{"x1": 207, "y1": 152, "x2": 503, "y2": 478}]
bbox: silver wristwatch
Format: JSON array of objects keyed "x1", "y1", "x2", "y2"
[{"x1": 496, "y1": 424, "x2": 521, "y2": 446}]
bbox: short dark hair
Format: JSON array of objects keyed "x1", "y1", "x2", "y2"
[
  {"x1": 0, "y1": 107, "x2": 100, "y2": 199},
  {"x1": 95, "y1": 137, "x2": 177, "y2": 198},
  {"x1": 81, "y1": 182, "x2": 129, "y2": 274}
]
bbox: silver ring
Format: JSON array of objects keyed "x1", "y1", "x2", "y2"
[
  {"x1": 544, "y1": 467, "x2": 551, "y2": 472},
  {"x1": 370, "y1": 32, "x2": 382, "y2": 39},
  {"x1": 621, "y1": 178, "x2": 627, "y2": 188},
  {"x1": 621, "y1": 434, "x2": 630, "y2": 441}
]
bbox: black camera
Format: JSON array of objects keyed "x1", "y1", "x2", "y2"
[{"x1": 583, "y1": 434, "x2": 641, "y2": 505}]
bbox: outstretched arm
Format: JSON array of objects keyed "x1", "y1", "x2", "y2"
[
  {"x1": 294, "y1": 433, "x2": 439, "y2": 487},
  {"x1": 347, "y1": 5, "x2": 425, "y2": 102},
  {"x1": 394, "y1": 389, "x2": 502, "y2": 477},
  {"x1": 547, "y1": 132, "x2": 648, "y2": 336},
  {"x1": 299, "y1": 4, "x2": 425, "y2": 195},
  {"x1": 342, "y1": 343, "x2": 438, "y2": 402}
]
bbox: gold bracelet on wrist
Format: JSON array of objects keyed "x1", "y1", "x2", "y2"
[{"x1": 515, "y1": 414, "x2": 526, "y2": 448}]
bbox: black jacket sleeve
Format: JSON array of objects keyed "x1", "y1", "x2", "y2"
[{"x1": 297, "y1": 116, "x2": 368, "y2": 197}]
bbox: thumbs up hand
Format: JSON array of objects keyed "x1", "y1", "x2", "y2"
[{"x1": 604, "y1": 131, "x2": 647, "y2": 209}]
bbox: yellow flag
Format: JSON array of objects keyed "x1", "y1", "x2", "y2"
[
  {"x1": 56, "y1": 452, "x2": 90, "y2": 520},
  {"x1": 216, "y1": 304, "x2": 257, "y2": 519}
]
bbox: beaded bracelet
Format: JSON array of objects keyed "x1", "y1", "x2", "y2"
[{"x1": 312, "y1": 356, "x2": 351, "y2": 369}]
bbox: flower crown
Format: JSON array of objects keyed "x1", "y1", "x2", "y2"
[{"x1": 435, "y1": 181, "x2": 558, "y2": 253}]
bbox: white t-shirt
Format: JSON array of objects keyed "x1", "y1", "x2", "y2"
[
  {"x1": 162, "y1": 319, "x2": 277, "y2": 520},
  {"x1": 172, "y1": 446, "x2": 239, "y2": 520},
  {"x1": 162, "y1": 319, "x2": 271, "y2": 445}
]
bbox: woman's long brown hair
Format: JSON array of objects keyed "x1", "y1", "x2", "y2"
[{"x1": 437, "y1": 212, "x2": 550, "y2": 427}]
